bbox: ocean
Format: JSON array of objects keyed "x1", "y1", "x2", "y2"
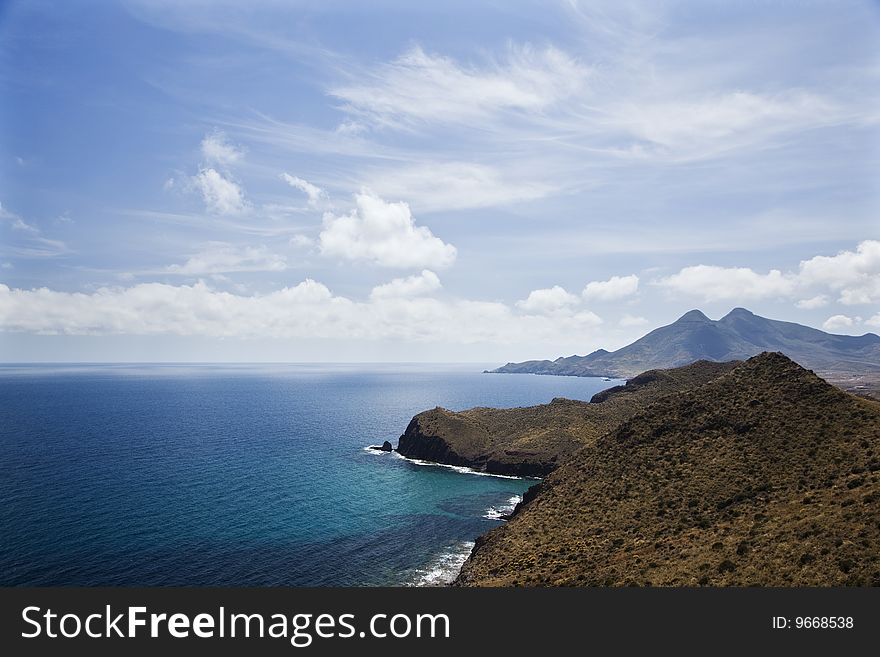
[{"x1": 0, "y1": 364, "x2": 617, "y2": 586}]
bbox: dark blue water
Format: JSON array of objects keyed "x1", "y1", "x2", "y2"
[{"x1": 0, "y1": 364, "x2": 616, "y2": 586}]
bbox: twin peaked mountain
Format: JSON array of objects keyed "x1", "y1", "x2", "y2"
[{"x1": 491, "y1": 308, "x2": 880, "y2": 379}]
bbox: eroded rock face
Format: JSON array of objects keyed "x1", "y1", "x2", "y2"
[{"x1": 397, "y1": 408, "x2": 489, "y2": 467}]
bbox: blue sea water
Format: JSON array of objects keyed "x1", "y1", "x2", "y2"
[{"x1": 0, "y1": 364, "x2": 617, "y2": 586}]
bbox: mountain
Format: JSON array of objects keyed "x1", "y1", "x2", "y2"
[
  {"x1": 457, "y1": 353, "x2": 880, "y2": 586},
  {"x1": 397, "y1": 360, "x2": 738, "y2": 476},
  {"x1": 489, "y1": 308, "x2": 880, "y2": 384}
]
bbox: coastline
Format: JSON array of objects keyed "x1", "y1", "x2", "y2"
[{"x1": 365, "y1": 445, "x2": 532, "y2": 585}]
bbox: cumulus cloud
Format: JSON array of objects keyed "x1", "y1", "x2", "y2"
[
  {"x1": 280, "y1": 173, "x2": 326, "y2": 207},
  {"x1": 798, "y1": 240, "x2": 880, "y2": 305},
  {"x1": 166, "y1": 242, "x2": 286, "y2": 275},
  {"x1": 582, "y1": 274, "x2": 639, "y2": 301},
  {"x1": 655, "y1": 266, "x2": 796, "y2": 301},
  {"x1": 0, "y1": 280, "x2": 604, "y2": 345},
  {"x1": 866, "y1": 314, "x2": 880, "y2": 328},
  {"x1": 318, "y1": 190, "x2": 457, "y2": 269},
  {"x1": 822, "y1": 314, "x2": 858, "y2": 333},
  {"x1": 656, "y1": 241, "x2": 880, "y2": 306},
  {"x1": 330, "y1": 44, "x2": 588, "y2": 127},
  {"x1": 516, "y1": 286, "x2": 580, "y2": 314},
  {"x1": 192, "y1": 168, "x2": 247, "y2": 215},
  {"x1": 201, "y1": 131, "x2": 243, "y2": 166},
  {"x1": 796, "y1": 295, "x2": 829, "y2": 310},
  {"x1": 370, "y1": 270, "x2": 441, "y2": 300}
]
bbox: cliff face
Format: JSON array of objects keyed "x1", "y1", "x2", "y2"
[
  {"x1": 396, "y1": 360, "x2": 739, "y2": 477},
  {"x1": 456, "y1": 353, "x2": 880, "y2": 586}
]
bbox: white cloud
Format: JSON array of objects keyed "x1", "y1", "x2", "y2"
[
  {"x1": 796, "y1": 295, "x2": 828, "y2": 310},
  {"x1": 369, "y1": 270, "x2": 441, "y2": 300},
  {"x1": 360, "y1": 161, "x2": 553, "y2": 212},
  {"x1": 280, "y1": 173, "x2": 326, "y2": 207},
  {"x1": 655, "y1": 266, "x2": 795, "y2": 301},
  {"x1": 865, "y1": 314, "x2": 880, "y2": 328},
  {"x1": 0, "y1": 202, "x2": 39, "y2": 234},
  {"x1": 655, "y1": 241, "x2": 880, "y2": 306},
  {"x1": 612, "y1": 91, "x2": 839, "y2": 160},
  {"x1": 201, "y1": 130, "x2": 243, "y2": 166},
  {"x1": 331, "y1": 44, "x2": 588, "y2": 127},
  {"x1": 289, "y1": 234, "x2": 314, "y2": 248},
  {"x1": 166, "y1": 242, "x2": 286, "y2": 275},
  {"x1": 798, "y1": 240, "x2": 880, "y2": 305},
  {"x1": 516, "y1": 286, "x2": 580, "y2": 314},
  {"x1": 0, "y1": 280, "x2": 604, "y2": 345},
  {"x1": 619, "y1": 314, "x2": 649, "y2": 328},
  {"x1": 318, "y1": 190, "x2": 457, "y2": 269},
  {"x1": 582, "y1": 274, "x2": 639, "y2": 301},
  {"x1": 192, "y1": 168, "x2": 247, "y2": 215},
  {"x1": 822, "y1": 314, "x2": 859, "y2": 333}
]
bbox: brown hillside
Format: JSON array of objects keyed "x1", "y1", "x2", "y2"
[
  {"x1": 456, "y1": 352, "x2": 880, "y2": 586},
  {"x1": 397, "y1": 360, "x2": 739, "y2": 476}
]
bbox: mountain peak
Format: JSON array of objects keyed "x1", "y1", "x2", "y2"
[
  {"x1": 676, "y1": 309, "x2": 711, "y2": 322},
  {"x1": 722, "y1": 307, "x2": 756, "y2": 320}
]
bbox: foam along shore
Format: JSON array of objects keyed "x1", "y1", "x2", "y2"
[
  {"x1": 390, "y1": 450, "x2": 537, "y2": 480},
  {"x1": 405, "y1": 541, "x2": 476, "y2": 586},
  {"x1": 365, "y1": 444, "x2": 537, "y2": 480}
]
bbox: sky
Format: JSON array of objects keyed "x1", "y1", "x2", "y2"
[{"x1": 0, "y1": 0, "x2": 878, "y2": 362}]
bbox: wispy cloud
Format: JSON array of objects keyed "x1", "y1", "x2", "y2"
[
  {"x1": 0, "y1": 202, "x2": 71, "y2": 258},
  {"x1": 330, "y1": 44, "x2": 589, "y2": 129},
  {"x1": 280, "y1": 173, "x2": 326, "y2": 208},
  {"x1": 166, "y1": 242, "x2": 286, "y2": 275}
]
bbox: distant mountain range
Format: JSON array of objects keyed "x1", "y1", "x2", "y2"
[{"x1": 490, "y1": 308, "x2": 880, "y2": 379}]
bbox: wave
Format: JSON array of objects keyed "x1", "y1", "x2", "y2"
[
  {"x1": 389, "y1": 450, "x2": 536, "y2": 480},
  {"x1": 482, "y1": 494, "x2": 522, "y2": 520},
  {"x1": 405, "y1": 541, "x2": 475, "y2": 587}
]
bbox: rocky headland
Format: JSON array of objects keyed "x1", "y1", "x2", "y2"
[
  {"x1": 395, "y1": 352, "x2": 880, "y2": 586},
  {"x1": 396, "y1": 360, "x2": 739, "y2": 477},
  {"x1": 454, "y1": 353, "x2": 880, "y2": 586}
]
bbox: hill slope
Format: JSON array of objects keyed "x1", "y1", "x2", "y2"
[
  {"x1": 397, "y1": 361, "x2": 739, "y2": 476},
  {"x1": 490, "y1": 308, "x2": 880, "y2": 383},
  {"x1": 457, "y1": 353, "x2": 880, "y2": 586}
]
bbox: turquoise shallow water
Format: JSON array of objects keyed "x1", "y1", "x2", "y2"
[{"x1": 0, "y1": 364, "x2": 617, "y2": 586}]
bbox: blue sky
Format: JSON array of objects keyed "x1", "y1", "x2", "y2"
[{"x1": 1, "y1": 0, "x2": 878, "y2": 362}]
